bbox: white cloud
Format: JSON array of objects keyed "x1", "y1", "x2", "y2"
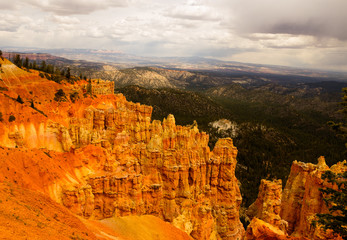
[
  {"x1": 166, "y1": 4, "x2": 221, "y2": 21},
  {"x1": 50, "y1": 15, "x2": 80, "y2": 24},
  {"x1": 26, "y1": 0, "x2": 128, "y2": 15},
  {"x1": 0, "y1": 13, "x2": 33, "y2": 32}
]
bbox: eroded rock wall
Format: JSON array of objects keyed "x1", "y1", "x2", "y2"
[
  {"x1": 247, "y1": 179, "x2": 287, "y2": 233},
  {"x1": 0, "y1": 89, "x2": 244, "y2": 240},
  {"x1": 281, "y1": 157, "x2": 345, "y2": 239},
  {"x1": 245, "y1": 157, "x2": 345, "y2": 240},
  {"x1": 83, "y1": 79, "x2": 115, "y2": 95},
  {"x1": 61, "y1": 107, "x2": 244, "y2": 239}
]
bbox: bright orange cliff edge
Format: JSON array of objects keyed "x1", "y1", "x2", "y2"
[{"x1": 0, "y1": 57, "x2": 244, "y2": 239}]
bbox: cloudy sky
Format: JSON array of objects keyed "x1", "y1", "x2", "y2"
[{"x1": 1, "y1": 0, "x2": 347, "y2": 71}]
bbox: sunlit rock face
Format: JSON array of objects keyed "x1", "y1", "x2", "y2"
[
  {"x1": 247, "y1": 179, "x2": 288, "y2": 233},
  {"x1": 244, "y1": 156, "x2": 345, "y2": 240},
  {"x1": 281, "y1": 157, "x2": 345, "y2": 239},
  {"x1": 58, "y1": 106, "x2": 245, "y2": 240},
  {"x1": 0, "y1": 59, "x2": 245, "y2": 239}
]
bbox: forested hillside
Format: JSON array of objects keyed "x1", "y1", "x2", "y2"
[{"x1": 117, "y1": 84, "x2": 346, "y2": 206}]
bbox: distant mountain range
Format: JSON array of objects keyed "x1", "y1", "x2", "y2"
[{"x1": 2, "y1": 46, "x2": 347, "y2": 81}]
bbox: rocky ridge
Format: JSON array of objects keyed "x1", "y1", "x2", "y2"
[{"x1": 0, "y1": 58, "x2": 244, "y2": 239}]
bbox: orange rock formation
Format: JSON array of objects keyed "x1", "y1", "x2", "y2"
[
  {"x1": 83, "y1": 79, "x2": 115, "y2": 95},
  {"x1": 281, "y1": 157, "x2": 345, "y2": 239},
  {"x1": 245, "y1": 156, "x2": 345, "y2": 240},
  {"x1": 247, "y1": 179, "x2": 287, "y2": 233},
  {"x1": 0, "y1": 58, "x2": 244, "y2": 239},
  {"x1": 244, "y1": 218, "x2": 308, "y2": 240}
]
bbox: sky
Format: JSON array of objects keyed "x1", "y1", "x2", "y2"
[{"x1": 1, "y1": 0, "x2": 347, "y2": 71}]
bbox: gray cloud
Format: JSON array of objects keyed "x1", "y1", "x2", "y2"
[
  {"x1": 225, "y1": 0, "x2": 347, "y2": 41},
  {"x1": 0, "y1": 1, "x2": 19, "y2": 10},
  {"x1": 269, "y1": 21, "x2": 325, "y2": 37}
]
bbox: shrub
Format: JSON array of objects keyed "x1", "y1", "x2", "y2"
[
  {"x1": 44, "y1": 73, "x2": 51, "y2": 80},
  {"x1": 9, "y1": 115, "x2": 15, "y2": 122},
  {"x1": 54, "y1": 89, "x2": 67, "y2": 102},
  {"x1": 69, "y1": 91, "x2": 79, "y2": 103},
  {"x1": 16, "y1": 95, "x2": 24, "y2": 104},
  {"x1": 312, "y1": 169, "x2": 347, "y2": 238}
]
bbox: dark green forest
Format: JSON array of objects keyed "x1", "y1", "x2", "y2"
[{"x1": 116, "y1": 84, "x2": 346, "y2": 206}]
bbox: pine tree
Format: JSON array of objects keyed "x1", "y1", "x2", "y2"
[
  {"x1": 23, "y1": 57, "x2": 29, "y2": 69},
  {"x1": 14, "y1": 54, "x2": 22, "y2": 67},
  {"x1": 313, "y1": 169, "x2": 347, "y2": 239},
  {"x1": 86, "y1": 79, "x2": 92, "y2": 95},
  {"x1": 32, "y1": 61, "x2": 37, "y2": 69},
  {"x1": 40, "y1": 60, "x2": 46, "y2": 72},
  {"x1": 46, "y1": 64, "x2": 54, "y2": 74},
  {"x1": 65, "y1": 67, "x2": 71, "y2": 79},
  {"x1": 328, "y1": 88, "x2": 347, "y2": 147},
  {"x1": 313, "y1": 88, "x2": 347, "y2": 239}
]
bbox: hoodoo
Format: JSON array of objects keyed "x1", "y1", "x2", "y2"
[
  {"x1": 0, "y1": 58, "x2": 244, "y2": 239},
  {"x1": 244, "y1": 156, "x2": 346, "y2": 240}
]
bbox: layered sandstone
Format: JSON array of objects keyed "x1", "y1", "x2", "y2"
[
  {"x1": 245, "y1": 156, "x2": 345, "y2": 240},
  {"x1": 281, "y1": 157, "x2": 345, "y2": 239},
  {"x1": 0, "y1": 180, "x2": 191, "y2": 240},
  {"x1": 0, "y1": 182, "x2": 98, "y2": 240},
  {"x1": 247, "y1": 179, "x2": 287, "y2": 233},
  {"x1": 0, "y1": 59, "x2": 244, "y2": 240},
  {"x1": 244, "y1": 218, "x2": 308, "y2": 240},
  {"x1": 83, "y1": 79, "x2": 115, "y2": 95},
  {"x1": 60, "y1": 111, "x2": 244, "y2": 239}
]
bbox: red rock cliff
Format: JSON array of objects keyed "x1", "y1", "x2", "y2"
[
  {"x1": 0, "y1": 58, "x2": 244, "y2": 240},
  {"x1": 281, "y1": 157, "x2": 345, "y2": 239},
  {"x1": 244, "y1": 156, "x2": 345, "y2": 240}
]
